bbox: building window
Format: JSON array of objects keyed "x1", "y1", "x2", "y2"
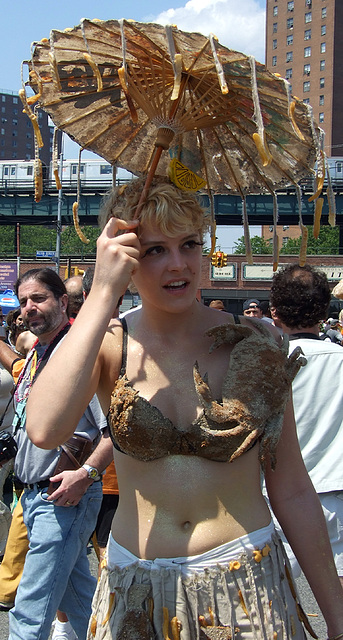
[
  {"x1": 26, "y1": 143, "x2": 31, "y2": 149},
  {"x1": 12, "y1": 118, "x2": 17, "y2": 126},
  {"x1": 12, "y1": 140, "x2": 17, "y2": 147},
  {"x1": 322, "y1": 7, "x2": 327, "y2": 18},
  {"x1": 304, "y1": 46, "x2": 311, "y2": 57},
  {"x1": 12, "y1": 130, "x2": 17, "y2": 136},
  {"x1": 320, "y1": 77, "x2": 325, "y2": 88},
  {"x1": 303, "y1": 81, "x2": 310, "y2": 92},
  {"x1": 12, "y1": 152, "x2": 17, "y2": 158},
  {"x1": 304, "y1": 63, "x2": 311, "y2": 75},
  {"x1": 273, "y1": 23, "x2": 278, "y2": 33},
  {"x1": 272, "y1": 55, "x2": 277, "y2": 66},
  {"x1": 287, "y1": 17, "x2": 293, "y2": 28},
  {"x1": 305, "y1": 12, "x2": 312, "y2": 22},
  {"x1": 303, "y1": 98, "x2": 310, "y2": 105},
  {"x1": 304, "y1": 29, "x2": 311, "y2": 40},
  {"x1": 321, "y1": 42, "x2": 326, "y2": 53},
  {"x1": 1, "y1": 128, "x2": 4, "y2": 135},
  {"x1": 286, "y1": 51, "x2": 293, "y2": 62},
  {"x1": 321, "y1": 25, "x2": 326, "y2": 36},
  {"x1": 12, "y1": 97, "x2": 18, "y2": 104},
  {"x1": 273, "y1": 39, "x2": 277, "y2": 49},
  {"x1": 319, "y1": 95, "x2": 324, "y2": 105},
  {"x1": 13, "y1": 108, "x2": 18, "y2": 115},
  {"x1": 319, "y1": 112, "x2": 324, "y2": 123},
  {"x1": 285, "y1": 68, "x2": 292, "y2": 79},
  {"x1": 273, "y1": 6, "x2": 278, "y2": 16},
  {"x1": 1, "y1": 107, "x2": 5, "y2": 113},
  {"x1": 1, "y1": 96, "x2": 5, "y2": 103},
  {"x1": 320, "y1": 59, "x2": 325, "y2": 70},
  {"x1": 287, "y1": 1, "x2": 294, "y2": 10},
  {"x1": 287, "y1": 34, "x2": 293, "y2": 45},
  {"x1": 26, "y1": 133, "x2": 31, "y2": 139}
]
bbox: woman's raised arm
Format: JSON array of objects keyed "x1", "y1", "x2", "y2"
[{"x1": 26, "y1": 218, "x2": 140, "y2": 449}]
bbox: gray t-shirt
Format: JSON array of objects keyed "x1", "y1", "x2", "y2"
[{"x1": 12, "y1": 337, "x2": 106, "y2": 484}]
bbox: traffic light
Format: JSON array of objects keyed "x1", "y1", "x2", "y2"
[
  {"x1": 211, "y1": 251, "x2": 228, "y2": 268},
  {"x1": 216, "y1": 251, "x2": 224, "y2": 268}
]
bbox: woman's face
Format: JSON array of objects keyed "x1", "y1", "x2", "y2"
[
  {"x1": 15, "y1": 315, "x2": 24, "y2": 328},
  {"x1": 132, "y1": 225, "x2": 203, "y2": 313}
]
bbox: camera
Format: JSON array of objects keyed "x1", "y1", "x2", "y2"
[{"x1": 0, "y1": 430, "x2": 18, "y2": 464}]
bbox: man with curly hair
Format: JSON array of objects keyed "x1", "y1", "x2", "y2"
[{"x1": 270, "y1": 263, "x2": 343, "y2": 588}]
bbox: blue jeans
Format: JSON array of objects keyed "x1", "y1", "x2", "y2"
[{"x1": 9, "y1": 481, "x2": 102, "y2": 640}]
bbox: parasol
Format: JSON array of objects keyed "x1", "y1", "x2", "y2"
[{"x1": 22, "y1": 18, "x2": 321, "y2": 264}]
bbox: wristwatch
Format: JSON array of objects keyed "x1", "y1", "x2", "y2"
[{"x1": 82, "y1": 464, "x2": 101, "y2": 482}]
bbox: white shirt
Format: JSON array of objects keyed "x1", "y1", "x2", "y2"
[{"x1": 289, "y1": 336, "x2": 343, "y2": 493}]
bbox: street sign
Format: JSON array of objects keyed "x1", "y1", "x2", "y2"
[{"x1": 36, "y1": 251, "x2": 56, "y2": 258}]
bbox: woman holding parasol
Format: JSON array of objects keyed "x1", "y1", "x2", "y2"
[{"x1": 26, "y1": 176, "x2": 343, "y2": 639}]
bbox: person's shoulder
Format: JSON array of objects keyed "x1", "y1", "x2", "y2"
[{"x1": 291, "y1": 337, "x2": 343, "y2": 356}]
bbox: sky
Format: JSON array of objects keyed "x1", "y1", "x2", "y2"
[{"x1": 0, "y1": 0, "x2": 266, "y2": 248}]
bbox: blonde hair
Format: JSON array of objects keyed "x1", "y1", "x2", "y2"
[{"x1": 99, "y1": 176, "x2": 210, "y2": 238}]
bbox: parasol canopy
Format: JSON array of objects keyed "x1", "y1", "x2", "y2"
[{"x1": 22, "y1": 18, "x2": 323, "y2": 264}]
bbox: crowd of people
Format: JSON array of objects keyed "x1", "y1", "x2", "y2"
[{"x1": 0, "y1": 176, "x2": 342, "y2": 640}]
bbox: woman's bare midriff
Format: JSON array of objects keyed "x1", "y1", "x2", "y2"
[{"x1": 111, "y1": 446, "x2": 271, "y2": 560}]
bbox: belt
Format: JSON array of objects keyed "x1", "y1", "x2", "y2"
[{"x1": 22, "y1": 479, "x2": 50, "y2": 491}]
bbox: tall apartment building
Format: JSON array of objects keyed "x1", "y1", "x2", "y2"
[
  {"x1": 0, "y1": 90, "x2": 57, "y2": 167},
  {"x1": 265, "y1": 0, "x2": 343, "y2": 158}
]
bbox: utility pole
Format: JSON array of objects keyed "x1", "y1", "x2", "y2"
[{"x1": 55, "y1": 140, "x2": 64, "y2": 275}]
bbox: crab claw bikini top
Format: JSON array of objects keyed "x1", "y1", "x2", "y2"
[{"x1": 107, "y1": 317, "x2": 302, "y2": 466}]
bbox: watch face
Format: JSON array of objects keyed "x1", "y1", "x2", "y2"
[{"x1": 89, "y1": 468, "x2": 98, "y2": 478}]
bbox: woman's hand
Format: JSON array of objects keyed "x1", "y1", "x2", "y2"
[{"x1": 93, "y1": 218, "x2": 141, "y2": 304}]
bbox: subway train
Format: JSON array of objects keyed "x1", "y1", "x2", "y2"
[
  {"x1": 0, "y1": 159, "x2": 133, "y2": 189},
  {"x1": 1, "y1": 157, "x2": 343, "y2": 190}
]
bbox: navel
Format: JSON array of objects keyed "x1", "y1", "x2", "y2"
[{"x1": 181, "y1": 520, "x2": 192, "y2": 532}]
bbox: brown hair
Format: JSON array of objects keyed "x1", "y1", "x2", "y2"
[{"x1": 99, "y1": 176, "x2": 210, "y2": 239}]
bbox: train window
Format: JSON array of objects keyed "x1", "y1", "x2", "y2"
[
  {"x1": 4, "y1": 167, "x2": 9, "y2": 176},
  {"x1": 71, "y1": 164, "x2": 85, "y2": 174},
  {"x1": 100, "y1": 165, "x2": 112, "y2": 174},
  {"x1": 11, "y1": 166, "x2": 16, "y2": 175},
  {"x1": 27, "y1": 166, "x2": 33, "y2": 176},
  {"x1": 336, "y1": 163, "x2": 342, "y2": 173}
]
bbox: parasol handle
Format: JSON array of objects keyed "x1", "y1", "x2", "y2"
[{"x1": 133, "y1": 128, "x2": 175, "y2": 219}]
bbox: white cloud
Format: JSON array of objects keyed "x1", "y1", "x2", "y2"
[{"x1": 154, "y1": 0, "x2": 266, "y2": 62}]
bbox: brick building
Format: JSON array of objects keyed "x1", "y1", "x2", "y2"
[
  {"x1": 265, "y1": 0, "x2": 343, "y2": 158},
  {"x1": 0, "y1": 89, "x2": 59, "y2": 167},
  {"x1": 4, "y1": 253, "x2": 343, "y2": 318}
]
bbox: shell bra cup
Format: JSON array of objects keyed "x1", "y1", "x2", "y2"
[{"x1": 107, "y1": 316, "x2": 305, "y2": 468}]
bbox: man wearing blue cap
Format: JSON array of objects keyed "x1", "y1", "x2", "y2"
[{"x1": 242, "y1": 298, "x2": 263, "y2": 318}]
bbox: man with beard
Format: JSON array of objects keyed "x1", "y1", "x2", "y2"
[{"x1": 4, "y1": 268, "x2": 113, "y2": 640}]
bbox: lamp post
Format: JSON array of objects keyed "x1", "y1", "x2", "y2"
[{"x1": 55, "y1": 134, "x2": 64, "y2": 275}]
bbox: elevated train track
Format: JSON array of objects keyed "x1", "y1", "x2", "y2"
[{"x1": 1, "y1": 178, "x2": 343, "y2": 228}]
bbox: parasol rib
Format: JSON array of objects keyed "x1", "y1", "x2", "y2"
[{"x1": 209, "y1": 34, "x2": 228, "y2": 95}]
